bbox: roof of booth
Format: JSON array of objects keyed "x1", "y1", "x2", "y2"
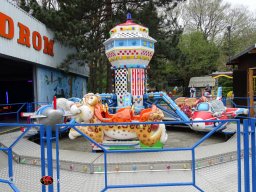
[{"x1": 188, "y1": 76, "x2": 215, "y2": 88}]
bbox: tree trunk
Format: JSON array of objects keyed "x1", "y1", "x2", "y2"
[{"x1": 105, "y1": 0, "x2": 113, "y2": 93}]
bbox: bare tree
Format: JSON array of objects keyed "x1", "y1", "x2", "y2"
[
  {"x1": 182, "y1": 0, "x2": 230, "y2": 41},
  {"x1": 225, "y1": 6, "x2": 256, "y2": 54},
  {"x1": 182, "y1": 0, "x2": 256, "y2": 45}
]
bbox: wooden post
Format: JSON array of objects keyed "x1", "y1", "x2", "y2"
[{"x1": 248, "y1": 68, "x2": 254, "y2": 117}]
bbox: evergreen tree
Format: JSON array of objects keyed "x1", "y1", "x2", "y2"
[
  {"x1": 133, "y1": 1, "x2": 184, "y2": 91},
  {"x1": 18, "y1": 0, "x2": 185, "y2": 92}
]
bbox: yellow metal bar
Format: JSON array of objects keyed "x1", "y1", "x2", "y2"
[
  {"x1": 213, "y1": 74, "x2": 233, "y2": 79},
  {"x1": 0, "y1": 127, "x2": 20, "y2": 135}
]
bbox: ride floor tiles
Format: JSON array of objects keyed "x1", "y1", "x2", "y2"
[
  {"x1": 0, "y1": 124, "x2": 250, "y2": 192},
  {"x1": 0, "y1": 125, "x2": 247, "y2": 170},
  {"x1": 0, "y1": 160, "x2": 242, "y2": 192}
]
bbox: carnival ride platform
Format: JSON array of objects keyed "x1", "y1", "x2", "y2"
[{"x1": 0, "y1": 123, "x2": 247, "y2": 192}]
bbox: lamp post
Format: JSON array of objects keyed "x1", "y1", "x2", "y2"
[{"x1": 227, "y1": 26, "x2": 231, "y2": 64}]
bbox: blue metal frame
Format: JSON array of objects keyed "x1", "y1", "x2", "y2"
[
  {"x1": 251, "y1": 119, "x2": 256, "y2": 192},
  {"x1": 39, "y1": 125, "x2": 56, "y2": 192},
  {"x1": 0, "y1": 95, "x2": 252, "y2": 124},
  {"x1": 244, "y1": 118, "x2": 256, "y2": 192},
  {"x1": 144, "y1": 92, "x2": 190, "y2": 122},
  {"x1": 0, "y1": 103, "x2": 26, "y2": 123},
  {"x1": 225, "y1": 97, "x2": 251, "y2": 117},
  {"x1": 244, "y1": 120, "x2": 250, "y2": 192},
  {"x1": 40, "y1": 125, "x2": 46, "y2": 192},
  {"x1": 1, "y1": 118, "x2": 254, "y2": 191},
  {"x1": 0, "y1": 123, "x2": 43, "y2": 192},
  {"x1": 54, "y1": 119, "x2": 242, "y2": 192},
  {"x1": 237, "y1": 121, "x2": 242, "y2": 192}
]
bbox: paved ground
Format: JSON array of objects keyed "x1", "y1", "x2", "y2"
[
  {"x1": 0, "y1": 118, "x2": 27, "y2": 135},
  {"x1": 50, "y1": 126, "x2": 227, "y2": 152},
  {"x1": 0, "y1": 151, "x2": 12, "y2": 170},
  {"x1": 0, "y1": 159, "x2": 242, "y2": 192},
  {"x1": 0, "y1": 124, "x2": 238, "y2": 192}
]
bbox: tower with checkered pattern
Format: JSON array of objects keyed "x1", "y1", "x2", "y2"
[{"x1": 103, "y1": 13, "x2": 156, "y2": 111}]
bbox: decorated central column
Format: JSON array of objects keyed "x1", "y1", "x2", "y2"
[{"x1": 103, "y1": 13, "x2": 156, "y2": 111}]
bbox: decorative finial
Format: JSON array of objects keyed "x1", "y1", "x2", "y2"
[{"x1": 127, "y1": 13, "x2": 132, "y2": 20}]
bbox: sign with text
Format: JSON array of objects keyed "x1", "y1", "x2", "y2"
[
  {"x1": 0, "y1": 0, "x2": 89, "y2": 77},
  {"x1": 0, "y1": 12, "x2": 54, "y2": 56}
]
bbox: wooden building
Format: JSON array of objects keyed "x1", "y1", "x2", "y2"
[
  {"x1": 188, "y1": 76, "x2": 216, "y2": 97},
  {"x1": 226, "y1": 44, "x2": 256, "y2": 116}
]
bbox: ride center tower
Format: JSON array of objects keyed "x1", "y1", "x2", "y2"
[{"x1": 103, "y1": 13, "x2": 156, "y2": 112}]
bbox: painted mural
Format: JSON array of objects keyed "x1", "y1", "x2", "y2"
[{"x1": 37, "y1": 67, "x2": 87, "y2": 102}]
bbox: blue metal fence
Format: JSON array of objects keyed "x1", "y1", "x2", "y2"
[
  {"x1": 243, "y1": 119, "x2": 256, "y2": 192},
  {"x1": 0, "y1": 119, "x2": 255, "y2": 191},
  {"x1": 55, "y1": 119, "x2": 241, "y2": 192},
  {"x1": 0, "y1": 123, "x2": 43, "y2": 192},
  {"x1": 225, "y1": 97, "x2": 253, "y2": 117},
  {"x1": 0, "y1": 96, "x2": 253, "y2": 124},
  {"x1": 0, "y1": 103, "x2": 26, "y2": 123}
]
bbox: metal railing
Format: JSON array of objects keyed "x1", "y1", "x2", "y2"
[
  {"x1": 0, "y1": 119, "x2": 255, "y2": 191},
  {"x1": 0, "y1": 103, "x2": 26, "y2": 123},
  {"x1": 0, "y1": 102, "x2": 50, "y2": 123},
  {"x1": 243, "y1": 119, "x2": 256, "y2": 192},
  {"x1": 0, "y1": 123, "x2": 43, "y2": 192},
  {"x1": 55, "y1": 119, "x2": 241, "y2": 192},
  {"x1": 0, "y1": 96, "x2": 254, "y2": 124}
]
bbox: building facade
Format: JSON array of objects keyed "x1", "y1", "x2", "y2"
[
  {"x1": 0, "y1": 0, "x2": 89, "y2": 104},
  {"x1": 227, "y1": 44, "x2": 256, "y2": 116}
]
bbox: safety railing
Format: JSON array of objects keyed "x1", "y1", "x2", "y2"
[
  {"x1": 0, "y1": 123, "x2": 43, "y2": 192},
  {"x1": 0, "y1": 103, "x2": 26, "y2": 123},
  {"x1": 0, "y1": 96, "x2": 253, "y2": 123},
  {"x1": 0, "y1": 119, "x2": 253, "y2": 191},
  {"x1": 26, "y1": 102, "x2": 51, "y2": 112},
  {"x1": 54, "y1": 119, "x2": 242, "y2": 192},
  {"x1": 224, "y1": 97, "x2": 252, "y2": 117},
  {"x1": 243, "y1": 118, "x2": 256, "y2": 192},
  {"x1": 0, "y1": 102, "x2": 51, "y2": 124}
]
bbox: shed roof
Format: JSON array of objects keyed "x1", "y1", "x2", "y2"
[
  {"x1": 188, "y1": 76, "x2": 215, "y2": 88},
  {"x1": 226, "y1": 44, "x2": 256, "y2": 65}
]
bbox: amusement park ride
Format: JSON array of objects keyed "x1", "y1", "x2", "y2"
[
  {"x1": 22, "y1": 13, "x2": 248, "y2": 149},
  {"x1": 188, "y1": 87, "x2": 248, "y2": 131}
]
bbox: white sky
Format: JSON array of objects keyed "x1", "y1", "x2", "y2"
[{"x1": 224, "y1": 0, "x2": 256, "y2": 12}]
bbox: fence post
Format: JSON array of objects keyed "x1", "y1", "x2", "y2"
[
  {"x1": 40, "y1": 125, "x2": 46, "y2": 192},
  {"x1": 46, "y1": 125, "x2": 54, "y2": 192},
  {"x1": 251, "y1": 119, "x2": 256, "y2": 192},
  {"x1": 243, "y1": 119, "x2": 250, "y2": 192},
  {"x1": 26, "y1": 103, "x2": 32, "y2": 112},
  {"x1": 8, "y1": 148, "x2": 13, "y2": 182},
  {"x1": 55, "y1": 125, "x2": 60, "y2": 192},
  {"x1": 237, "y1": 121, "x2": 241, "y2": 192}
]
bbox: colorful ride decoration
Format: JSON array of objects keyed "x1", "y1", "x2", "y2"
[
  {"x1": 175, "y1": 87, "x2": 249, "y2": 131},
  {"x1": 27, "y1": 97, "x2": 68, "y2": 132},
  {"x1": 23, "y1": 14, "x2": 171, "y2": 148},
  {"x1": 103, "y1": 13, "x2": 156, "y2": 111},
  {"x1": 66, "y1": 14, "x2": 168, "y2": 147},
  {"x1": 68, "y1": 93, "x2": 168, "y2": 146},
  {"x1": 175, "y1": 96, "x2": 208, "y2": 117}
]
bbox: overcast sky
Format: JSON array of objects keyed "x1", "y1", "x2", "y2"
[{"x1": 224, "y1": 0, "x2": 256, "y2": 12}]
